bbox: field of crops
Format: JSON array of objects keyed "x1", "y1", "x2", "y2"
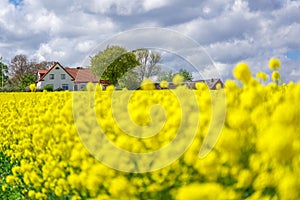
[{"x1": 1, "y1": 61, "x2": 300, "y2": 199}]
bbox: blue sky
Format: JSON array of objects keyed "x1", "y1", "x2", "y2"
[
  {"x1": 286, "y1": 50, "x2": 300, "y2": 59},
  {"x1": 1, "y1": 0, "x2": 300, "y2": 82},
  {"x1": 9, "y1": 0, "x2": 21, "y2": 5}
]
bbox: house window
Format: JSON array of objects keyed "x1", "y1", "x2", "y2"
[
  {"x1": 61, "y1": 74, "x2": 66, "y2": 79},
  {"x1": 55, "y1": 67, "x2": 60, "y2": 70},
  {"x1": 62, "y1": 84, "x2": 69, "y2": 90},
  {"x1": 49, "y1": 74, "x2": 54, "y2": 79}
]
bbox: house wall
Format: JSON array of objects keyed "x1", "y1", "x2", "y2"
[
  {"x1": 74, "y1": 82, "x2": 98, "y2": 91},
  {"x1": 74, "y1": 83, "x2": 87, "y2": 91},
  {"x1": 37, "y1": 66, "x2": 74, "y2": 90}
]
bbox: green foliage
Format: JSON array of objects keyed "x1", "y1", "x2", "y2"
[
  {"x1": 157, "y1": 69, "x2": 193, "y2": 82},
  {"x1": 0, "y1": 153, "x2": 23, "y2": 200},
  {"x1": 118, "y1": 68, "x2": 141, "y2": 89},
  {"x1": 19, "y1": 74, "x2": 36, "y2": 89},
  {"x1": 0, "y1": 61, "x2": 9, "y2": 88},
  {"x1": 157, "y1": 70, "x2": 174, "y2": 82},
  {"x1": 91, "y1": 45, "x2": 127, "y2": 77},
  {"x1": 43, "y1": 84, "x2": 53, "y2": 91},
  {"x1": 7, "y1": 55, "x2": 51, "y2": 90},
  {"x1": 102, "y1": 52, "x2": 139, "y2": 85},
  {"x1": 178, "y1": 69, "x2": 193, "y2": 81},
  {"x1": 91, "y1": 45, "x2": 139, "y2": 85}
]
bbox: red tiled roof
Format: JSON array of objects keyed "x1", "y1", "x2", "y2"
[
  {"x1": 65, "y1": 68, "x2": 79, "y2": 80},
  {"x1": 38, "y1": 69, "x2": 48, "y2": 74},
  {"x1": 74, "y1": 68, "x2": 99, "y2": 83},
  {"x1": 37, "y1": 62, "x2": 99, "y2": 83},
  {"x1": 38, "y1": 62, "x2": 77, "y2": 81}
]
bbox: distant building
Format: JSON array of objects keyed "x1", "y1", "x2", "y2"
[
  {"x1": 36, "y1": 62, "x2": 99, "y2": 91},
  {"x1": 155, "y1": 78, "x2": 224, "y2": 90},
  {"x1": 193, "y1": 78, "x2": 224, "y2": 90}
]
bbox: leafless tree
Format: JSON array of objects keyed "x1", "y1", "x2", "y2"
[
  {"x1": 133, "y1": 48, "x2": 161, "y2": 81},
  {"x1": 9, "y1": 54, "x2": 50, "y2": 84}
]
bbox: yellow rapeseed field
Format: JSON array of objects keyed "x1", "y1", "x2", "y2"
[{"x1": 1, "y1": 60, "x2": 300, "y2": 199}]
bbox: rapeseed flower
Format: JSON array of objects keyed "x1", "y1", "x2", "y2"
[
  {"x1": 141, "y1": 78, "x2": 155, "y2": 90},
  {"x1": 159, "y1": 80, "x2": 169, "y2": 89},
  {"x1": 29, "y1": 84, "x2": 36, "y2": 92},
  {"x1": 172, "y1": 74, "x2": 184, "y2": 86},
  {"x1": 233, "y1": 62, "x2": 251, "y2": 84},
  {"x1": 269, "y1": 57, "x2": 281, "y2": 70},
  {"x1": 1, "y1": 59, "x2": 300, "y2": 199},
  {"x1": 272, "y1": 71, "x2": 281, "y2": 82},
  {"x1": 256, "y1": 71, "x2": 268, "y2": 82}
]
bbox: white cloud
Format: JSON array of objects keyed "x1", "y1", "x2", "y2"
[
  {"x1": 172, "y1": 7, "x2": 259, "y2": 45},
  {"x1": 82, "y1": 0, "x2": 144, "y2": 15},
  {"x1": 75, "y1": 40, "x2": 95, "y2": 53},
  {"x1": 142, "y1": 0, "x2": 171, "y2": 11},
  {"x1": 0, "y1": 0, "x2": 300, "y2": 82},
  {"x1": 290, "y1": 69, "x2": 300, "y2": 77},
  {"x1": 25, "y1": 10, "x2": 62, "y2": 34}
]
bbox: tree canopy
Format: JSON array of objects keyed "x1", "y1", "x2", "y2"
[
  {"x1": 0, "y1": 58, "x2": 8, "y2": 88},
  {"x1": 90, "y1": 45, "x2": 140, "y2": 85},
  {"x1": 178, "y1": 69, "x2": 193, "y2": 81},
  {"x1": 3, "y1": 54, "x2": 51, "y2": 90},
  {"x1": 118, "y1": 68, "x2": 140, "y2": 90},
  {"x1": 157, "y1": 69, "x2": 193, "y2": 82},
  {"x1": 8, "y1": 55, "x2": 49, "y2": 84},
  {"x1": 157, "y1": 70, "x2": 174, "y2": 82}
]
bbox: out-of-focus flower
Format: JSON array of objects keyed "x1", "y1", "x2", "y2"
[
  {"x1": 173, "y1": 74, "x2": 184, "y2": 86},
  {"x1": 141, "y1": 78, "x2": 155, "y2": 90},
  {"x1": 256, "y1": 71, "x2": 268, "y2": 82},
  {"x1": 233, "y1": 62, "x2": 251, "y2": 84},
  {"x1": 159, "y1": 80, "x2": 169, "y2": 89},
  {"x1": 272, "y1": 71, "x2": 281, "y2": 82},
  {"x1": 269, "y1": 57, "x2": 281, "y2": 70}
]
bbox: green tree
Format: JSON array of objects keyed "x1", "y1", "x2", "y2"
[
  {"x1": 133, "y1": 48, "x2": 161, "y2": 81},
  {"x1": 8, "y1": 55, "x2": 49, "y2": 85},
  {"x1": 20, "y1": 74, "x2": 36, "y2": 89},
  {"x1": 0, "y1": 58, "x2": 9, "y2": 88},
  {"x1": 118, "y1": 68, "x2": 141, "y2": 89},
  {"x1": 178, "y1": 69, "x2": 193, "y2": 81},
  {"x1": 90, "y1": 45, "x2": 139, "y2": 85},
  {"x1": 157, "y1": 69, "x2": 193, "y2": 82},
  {"x1": 157, "y1": 70, "x2": 174, "y2": 82}
]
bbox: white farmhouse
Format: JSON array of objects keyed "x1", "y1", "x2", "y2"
[{"x1": 37, "y1": 62, "x2": 99, "y2": 91}]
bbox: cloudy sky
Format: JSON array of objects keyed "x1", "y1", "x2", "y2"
[{"x1": 1, "y1": 0, "x2": 300, "y2": 82}]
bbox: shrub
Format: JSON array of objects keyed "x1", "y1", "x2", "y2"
[{"x1": 43, "y1": 84, "x2": 53, "y2": 91}]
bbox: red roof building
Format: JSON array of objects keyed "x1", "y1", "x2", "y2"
[{"x1": 37, "y1": 62, "x2": 99, "y2": 91}]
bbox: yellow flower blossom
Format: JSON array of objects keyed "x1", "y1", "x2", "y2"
[
  {"x1": 233, "y1": 62, "x2": 251, "y2": 84},
  {"x1": 159, "y1": 80, "x2": 169, "y2": 89},
  {"x1": 0, "y1": 59, "x2": 299, "y2": 199},
  {"x1": 176, "y1": 183, "x2": 224, "y2": 200},
  {"x1": 256, "y1": 71, "x2": 268, "y2": 82},
  {"x1": 141, "y1": 78, "x2": 155, "y2": 90},
  {"x1": 272, "y1": 71, "x2": 281, "y2": 82},
  {"x1": 172, "y1": 74, "x2": 184, "y2": 86},
  {"x1": 269, "y1": 57, "x2": 281, "y2": 70}
]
